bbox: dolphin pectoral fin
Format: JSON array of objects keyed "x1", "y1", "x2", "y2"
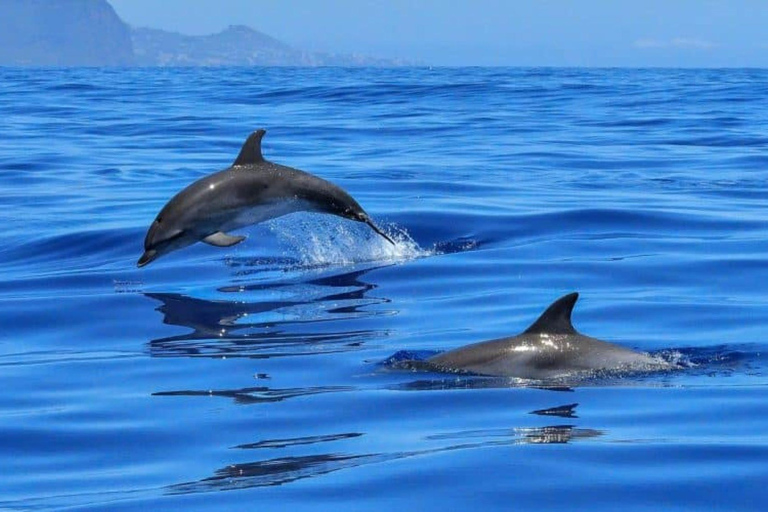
[{"x1": 202, "y1": 232, "x2": 246, "y2": 247}]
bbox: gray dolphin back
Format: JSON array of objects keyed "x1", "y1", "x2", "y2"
[{"x1": 427, "y1": 292, "x2": 670, "y2": 379}]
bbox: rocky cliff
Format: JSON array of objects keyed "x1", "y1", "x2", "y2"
[{"x1": 0, "y1": 0, "x2": 134, "y2": 66}]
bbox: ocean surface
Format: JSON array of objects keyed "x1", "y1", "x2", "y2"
[{"x1": 1, "y1": 67, "x2": 767, "y2": 511}]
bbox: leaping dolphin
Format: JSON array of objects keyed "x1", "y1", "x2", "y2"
[
  {"x1": 427, "y1": 292, "x2": 674, "y2": 379},
  {"x1": 138, "y1": 129, "x2": 394, "y2": 267}
]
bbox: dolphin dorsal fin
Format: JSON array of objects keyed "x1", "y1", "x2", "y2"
[
  {"x1": 232, "y1": 129, "x2": 266, "y2": 166},
  {"x1": 523, "y1": 292, "x2": 579, "y2": 335}
]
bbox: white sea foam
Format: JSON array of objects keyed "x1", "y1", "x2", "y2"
[{"x1": 269, "y1": 215, "x2": 430, "y2": 268}]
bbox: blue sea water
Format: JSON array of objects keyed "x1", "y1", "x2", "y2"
[{"x1": 1, "y1": 67, "x2": 767, "y2": 511}]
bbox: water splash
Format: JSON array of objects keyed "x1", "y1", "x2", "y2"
[{"x1": 269, "y1": 215, "x2": 429, "y2": 268}]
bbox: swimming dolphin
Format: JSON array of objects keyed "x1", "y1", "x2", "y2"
[
  {"x1": 427, "y1": 292, "x2": 673, "y2": 379},
  {"x1": 137, "y1": 129, "x2": 394, "y2": 267}
]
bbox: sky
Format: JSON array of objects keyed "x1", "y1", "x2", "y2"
[{"x1": 109, "y1": 0, "x2": 768, "y2": 67}]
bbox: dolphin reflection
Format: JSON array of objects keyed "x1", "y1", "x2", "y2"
[
  {"x1": 167, "y1": 420, "x2": 602, "y2": 494},
  {"x1": 153, "y1": 385, "x2": 352, "y2": 405},
  {"x1": 146, "y1": 267, "x2": 393, "y2": 359}
]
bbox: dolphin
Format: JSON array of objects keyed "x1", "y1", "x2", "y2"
[
  {"x1": 427, "y1": 292, "x2": 674, "y2": 379},
  {"x1": 137, "y1": 129, "x2": 394, "y2": 267}
]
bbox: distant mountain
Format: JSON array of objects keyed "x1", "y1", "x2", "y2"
[
  {"x1": 0, "y1": 0, "x2": 412, "y2": 67},
  {"x1": 0, "y1": 0, "x2": 133, "y2": 66},
  {"x1": 131, "y1": 25, "x2": 413, "y2": 67}
]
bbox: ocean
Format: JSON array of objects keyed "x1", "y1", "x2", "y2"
[{"x1": 1, "y1": 67, "x2": 767, "y2": 511}]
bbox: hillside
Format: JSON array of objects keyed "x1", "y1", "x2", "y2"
[
  {"x1": 131, "y1": 25, "x2": 411, "y2": 67},
  {"x1": 0, "y1": 0, "x2": 133, "y2": 66},
  {"x1": 0, "y1": 0, "x2": 411, "y2": 67}
]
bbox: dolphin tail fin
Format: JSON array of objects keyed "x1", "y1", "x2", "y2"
[
  {"x1": 523, "y1": 293, "x2": 579, "y2": 335},
  {"x1": 203, "y1": 232, "x2": 246, "y2": 247},
  {"x1": 363, "y1": 217, "x2": 395, "y2": 245},
  {"x1": 232, "y1": 129, "x2": 267, "y2": 166}
]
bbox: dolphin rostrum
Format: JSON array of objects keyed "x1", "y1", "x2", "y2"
[
  {"x1": 138, "y1": 129, "x2": 394, "y2": 267},
  {"x1": 427, "y1": 292, "x2": 673, "y2": 379}
]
